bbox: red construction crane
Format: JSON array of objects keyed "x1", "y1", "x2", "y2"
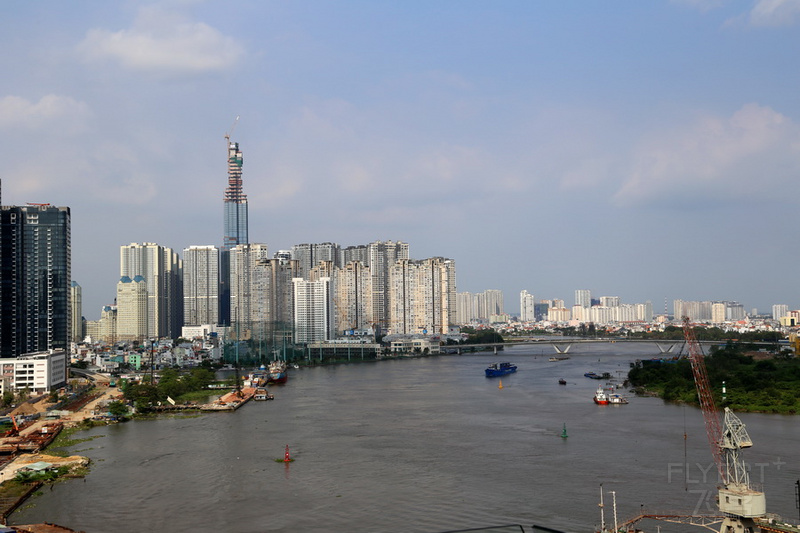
[
  {"x1": 682, "y1": 316, "x2": 766, "y2": 529},
  {"x1": 682, "y1": 317, "x2": 725, "y2": 482}
]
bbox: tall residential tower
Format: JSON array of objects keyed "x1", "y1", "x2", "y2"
[
  {"x1": 119, "y1": 242, "x2": 183, "y2": 339},
  {"x1": 183, "y1": 245, "x2": 220, "y2": 327}
]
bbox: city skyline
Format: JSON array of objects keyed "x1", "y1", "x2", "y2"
[{"x1": 2, "y1": 2, "x2": 799, "y2": 317}]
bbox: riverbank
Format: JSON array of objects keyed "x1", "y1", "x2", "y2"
[
  {"x1": 0, "y1": 384, "x2": 120, "y2": 532},
  {"x1": 628, "y1": 345, "x2": 800, "y2": 414}
]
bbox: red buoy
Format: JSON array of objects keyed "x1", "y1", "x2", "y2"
[{"x1": 284, "y1": 444, "x2": 291, "y2": 462}]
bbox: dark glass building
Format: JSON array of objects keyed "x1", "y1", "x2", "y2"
[
  {"x1": 0, "y1": 204, "x2": 71, "y2": 358},
  {"x1": 220, "y1": 140, "x2": 249, "y2": 325}
]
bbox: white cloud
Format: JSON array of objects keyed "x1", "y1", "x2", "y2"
[
  {"x1": 748, "y1": 0, "x2": 800, "y2": 26},
  {"x1": 614, "y1": 103, "x2": 800, "y2": 207},
  {"x1": 77, "y1": 5, "x2": 244, "y2": 73},
  {"x1": 0, "y1": 94, "x2": 91, "y2": 130}
]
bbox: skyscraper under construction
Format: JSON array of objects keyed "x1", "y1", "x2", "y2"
[{"x1": 220, "y1": 138, "x2": 249, "y2": 325}]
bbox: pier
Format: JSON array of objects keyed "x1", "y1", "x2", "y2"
[{"x1": 200, "y1": 387, "x2": 256, "y2": 411}]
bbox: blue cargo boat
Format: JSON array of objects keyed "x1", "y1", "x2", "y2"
[{"x1": 485, "y1": 362, "x2": 517, "y2": 377}]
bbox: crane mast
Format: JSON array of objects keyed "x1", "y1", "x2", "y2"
[{"x1": 682, "y1": 317, "x2": 766, "y2": 531}]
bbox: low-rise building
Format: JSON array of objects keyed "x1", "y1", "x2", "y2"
[
  {"x1": 389, "y1": 337, "x2": 441, "y2": 355},
  {"x1": 0, "y1": 349, "x2": 67, "y2": 394}
]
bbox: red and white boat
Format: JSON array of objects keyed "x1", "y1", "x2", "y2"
[
  {"x1": 593, "y1": 387, "x2": 609, "y2": 405},
  {"x1": 594, "y1": 386, "x2": 629, "y2": 405}
]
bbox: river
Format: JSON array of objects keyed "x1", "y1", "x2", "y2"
[{"x1": 12, "y1": 343, "x2": 800, "y2": 532}]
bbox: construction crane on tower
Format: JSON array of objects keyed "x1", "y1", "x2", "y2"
[
  {"x1": 224, "y1": 115, "x2": 240, "y2": 144},
  {"x1": 682, "y1": 317, "x2": 766, "y2": 533}
]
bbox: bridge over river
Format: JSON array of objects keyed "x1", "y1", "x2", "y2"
[{"x1": 447, "y1": 337, "x2": 776, "y2": 356}]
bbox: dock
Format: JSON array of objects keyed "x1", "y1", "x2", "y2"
[{"x1": 200, "y1": 387, "x2": 256, "y2": 411}]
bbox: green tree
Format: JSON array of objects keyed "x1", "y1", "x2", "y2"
[
  {"x1": 107, "y1": 400, "x2": 129, "y2": 419},
  {"x1": 1, "y1": 391, "x2": 14, "y2": 408}
]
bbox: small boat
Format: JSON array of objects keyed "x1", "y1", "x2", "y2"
[
  {"x1": 593, "y1": 387, "x2": 610, "y2": 405},
  {"x1": 485, "y1": 362, "x2": 517, "y2": 378},
  {"x1": 549, "y1": 356, "x2": 570, "y2": 362},
  {"x1": 584, "y1": 372, "x2": 602, "y2": 379},
  {"x1": 253, "y1": 388, "x2": 274, "y2": 401},
  {"x1": 558, "y1": 378, "x2": 567, "y2": 385},
  {"x1": 608, "y1": 392, "x2": 629, "y2": 404}
]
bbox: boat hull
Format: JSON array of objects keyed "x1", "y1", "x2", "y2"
[
  {"x1": 485, "y1": 362, "x2": 517, "y2": 378},
  {"x1": 268, "y1": 372, "x2": 287, "y2": 384},
  {"x1": 267, "y1": 361, "x2": 288, "y2": 384}
]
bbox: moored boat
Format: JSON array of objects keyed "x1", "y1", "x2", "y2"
[
  {"x1": 558, "y1": 378, "x2": 567, "y2": 385},
  {"x1": 268, "y1": 360, "x2": 288, "y2": 384},
  {"x1": 593, "y1": 387, "x2": 610, "y2": 405},
  {"x1": 607, "y1": 392, "x2": 629, "y2": 404},
  {"x1": 254, "y1": 388, "x2": 274, "y2": 401},
  {"x1": 485, "y1": 362, "x2": 517, "y2": 377}
]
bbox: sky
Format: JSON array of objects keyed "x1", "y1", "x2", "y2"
[{"x1": 2, "y1": 0, "x2": 800, "y2": 320}]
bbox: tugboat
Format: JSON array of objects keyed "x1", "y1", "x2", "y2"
[
  {"x1": 593, "y1": 386, "x2": 610, "y2": 405},
  {"x1": 485, "y1": 362, "x2": 517, "y2": 378}
]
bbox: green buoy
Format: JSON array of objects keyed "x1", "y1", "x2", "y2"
[{"x1": 561, "y1": 423, "x2": 568, "y2": 439}]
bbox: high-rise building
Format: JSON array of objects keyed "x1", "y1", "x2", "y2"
[
  {"x1": 599, "y1": 296, "x2": 620, "y2": 307},
  {"x1": 340, "y1": 245, "x2": 369, "y2": 267},
  {"x1": 575, "y1": 289, "x2": 591, "y2": 308},
  {"x1": 70, "y1": 281, "x2": 83, "y2": 343},
  {"x1": 712, "y1": 302, "x2": 726, "y2": 324},
  {"x1": 547, "y1": 306, "x2": 571, "y2": 322},
  {"x1": 673, "y1": 300, "x2": 713, "y2": 322},
  {"x1": 0, "y1": 203, "x2": 71, "y2": 358},
  {"x1": 99, "y1": 305, "x2": 117, "y2": 344},
  {"x1": 333, "y1": 261, "x2": 373, "y2": 333},
  {"x1": 292, "y1": 243, "x2": 341, "y2": 280},
  {"x1": 229, "y1": 243, "x2": 270, "y2": 339},
  {"x1": 120, "y1": 243, "x2": 183, "y2": 339},
  {"x1": 367, "y1": 241, "x2": 409, "y2": 332},
  {"x1": 520, "y1": 290, "x2": 535, "y2": 322},
  {"x1": 293, "y1": 277, "x2": 334, "y2": 343},
  {"x1": 250, "y1": 256, "x2": 300, "y2": 342},
  {"x1": 183, "y1": 245, "x2": 219, "y2": 326},
  {"x1": 456, "y1": 292, "x2": 478, "y2": 325},
  {"x1": 223, "y1": 141, "x2": 248, "y2": 251},
  {"x1": 388, "y1": 257, "x2": 456, "y2": 335},
  {"x1": 116, "y1": 276, "x2": 148, "y2": 342},
  {"x1": 773, "y1": 304, "x2": 789, "y2": 320},
  {"x1": 480, "y1": 290, "x2": 504, "y2": 317},
  {"x1": 220, "y1": 140, "x2": 249, "y2": 326},
  {"x1": 636, "y1": 301, "x2": 654, "y2": 322}
]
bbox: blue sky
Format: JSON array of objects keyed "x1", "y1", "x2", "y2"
[{"x1": 2, "y1": 0, "x2": 799, "y2": 319}]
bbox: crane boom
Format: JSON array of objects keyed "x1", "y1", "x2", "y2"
[
  {"x1": 224, "y1": 115, "x2": 240, "y2": 143},
  {"x1": 682, "y1": 317, "x2": 725, "y2": 483}
]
